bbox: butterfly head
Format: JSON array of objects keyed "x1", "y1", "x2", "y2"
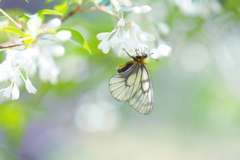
[{"x1": 133, "y1": 53, "x2": 148, "y2": 63}]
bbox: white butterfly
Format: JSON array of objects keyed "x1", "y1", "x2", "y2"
[{"x1": 109, "y1": 50, "x2": 154, "y2": 115}]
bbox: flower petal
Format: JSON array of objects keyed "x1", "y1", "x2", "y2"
[
  {"x1": 3, "y1": 85, "x2": 12, "y2": 99},
  {"x1": 140, "y1": 32, "x2": 155, "y2": 43},
  {"x1": 141, "y1": 5, "x2": 152, "y2": 13},
  {"x1": 102, "y1": 41, "x2": 111, "y2": 54},
  {"x1": 12, "y1": 83, "x2": 19, "y2": 100},
  {"x1": 110, "y1": 35, "x2": 122, "y2": 48},
  {"x1": 56, "y1": 30, "x2": 72, "y2": 41},
  {"x1": 130, "y1": 22, "x2": 142, "y2": 36},
  {"x1": 131, "y1": 7, "x2": 141, "y2": 14},
  {"x1": 50, "y1": 44, "x2": 65, "y2": 57},
  {"x1": 132, "y1": 5, "x2": 152, "y2": 14},
  {"x1": 117, "y1": 18, "x2": 125, "y2": 27},
  {"x1": 47, "y1": 18, "x2": 62, "y2": 30},
  {"x1": 98, "y1": 39, "x2": 111, "y2": 53},
  {"x1": 25, "y1": 79, "x2": 37, "y2": 94},
  {"x1": 98, "y1": 39, "x2": 107, "y2": 50},
  {"x1": 157, "y1": 44, "x2": 172, "y2": 57},
  {"x1": 26, "y1": 14, "x2": 42, "y2": 39},
  {"x1": 97, "y1": 32, "x2": 111, "y2": 40}
]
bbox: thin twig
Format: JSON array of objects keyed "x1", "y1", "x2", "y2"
[
  {"x1": 0, "y1": 40, "x2": 24, "y2": 49},
  {"x1": 0, "y1": 8, "x2": 23, "y2": 29}
]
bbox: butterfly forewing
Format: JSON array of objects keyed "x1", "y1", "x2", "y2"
[
  {"x1": 109, "y1": 64, "x2": 140, "y2": 102},
  {"x1": 109, "y1": 59, "x2": 154, "y2": 115}
]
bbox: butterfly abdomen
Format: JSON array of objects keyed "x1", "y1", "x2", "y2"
[{"x1": 117, "y1": 62, "x2": 134, "y2": 73}]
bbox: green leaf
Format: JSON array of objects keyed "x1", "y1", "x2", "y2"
[
  {"x1": 99, "y1": 0, "x2": 111, "y2": 6},
  {"x1": 25, "y1": 0, "x2": 29, "y2": 2},
  {"x1": 54, "y1": 1, "x2": 68, "y2": 15},
  {"x1": 0, "y1": 26, "x2": 27, "y2": 37},
  {"x1": 58, "y1": 28, "x2": 92, "y2": 55},
  {"x1": 72, "y1": 0, "x2": 79, "y2": 3},
  {"x1": 46, "y1": 0, "x2": 54, "y2": 3},
  {"x1": 123, "y1": 11, "x2": 132, "y2": 18},
  {"x1": 38, "y1": 9, "x2": 63, "y2": 17},
  {"x1": 18, "y1": 14, "x2": 30, "y2": 23},
  {"x1": 0, "y1": 101, "x2": 27, "y2": 146}
]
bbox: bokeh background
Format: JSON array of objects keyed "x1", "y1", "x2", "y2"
[{"x1": 1, "y1": 0, "x2": 240, "y2": 160}]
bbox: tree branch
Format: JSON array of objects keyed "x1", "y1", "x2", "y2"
[
  {"x1": 0, "y1": 40, "x2": 24, "y2": 49},
  {"x1": 61, "y1": 5, "x2": 82, "y2": 23}
]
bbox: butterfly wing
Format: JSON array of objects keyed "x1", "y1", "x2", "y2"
[
  {"x1": 109, "y1": 63, "x2": 142, "y2": 102},
  {"x1": 128, "y1": 63, "x2": 154, "y2": 115},
  {"x1": 109, "y1": 63, "x2": 154, "y2": 115}
]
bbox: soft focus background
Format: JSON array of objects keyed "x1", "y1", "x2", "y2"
[{"x1": 1, "y1": 0, "x2": 240, "y2": 160}]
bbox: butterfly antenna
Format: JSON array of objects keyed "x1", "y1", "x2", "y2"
[
  {"x1": 149, "y1": 52, "x2": 159, "y2": 61},
  {"x1": 123, "y1": 49, "x2": 134, "y2": 58},
  {"x1": 134, "y1": 49, "x2": 141, "y2": 56},
  {"x1": 141, "y1": 48, "x2": 145, "y2": 56}
]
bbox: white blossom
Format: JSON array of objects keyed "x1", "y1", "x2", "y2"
[
  {"x1": 2, "y1": 85, "x2": 12, "y2": 99},
  {"x1": 0, "y1": 82, "x2": 20, "y2": 100},
  {"x1": 97, "y1": 18, "x2": 155, "y2": 56},
  {"x1": 151, "y1": 44, "x2": 172, "y2": 59},
  {"x1": 117, "y1": 18, "x2": 125, "y2": 27},
  {"x1": 56, "y1": 30, "x2": 72, "y2": 41},
  {"x1": 0, "y1": 14, "x2": 69, "y2": 100},
  {"x1": 97, "y1": 18, "x2": 126, "y2": 54},
  {"x1": 46, "y1": 18, "x2": 62, "y2": 30},
  {"x1": 25, "y1": 79, "x2": 37, "y2": 94},
  {"x1": 12, "y1": 83, "x2": 19, "y2": 100},
  {"x1": 98, "y1": 37, "x2": 111, "y2": 54},
  {"x1": 131, "y1": 5, "x2": 152, "y2": 14},
  {"x1": 26, "y1": 14, "x2": 43, "y2": 39}
]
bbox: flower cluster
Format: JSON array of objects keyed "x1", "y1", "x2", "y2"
[
  {"x1": 96, "y1": 3, "x2": 173, "y2": 58},
  {"x1": 97, "y1": 17, "x2": 155, "y2": 57},
  {"x1": 0, "y1": 14, "x2": 71, "y2": 100}
]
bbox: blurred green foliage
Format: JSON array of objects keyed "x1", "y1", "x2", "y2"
[{"x1": 0, "y1": 102, "x2": 27, "y2": 147}]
